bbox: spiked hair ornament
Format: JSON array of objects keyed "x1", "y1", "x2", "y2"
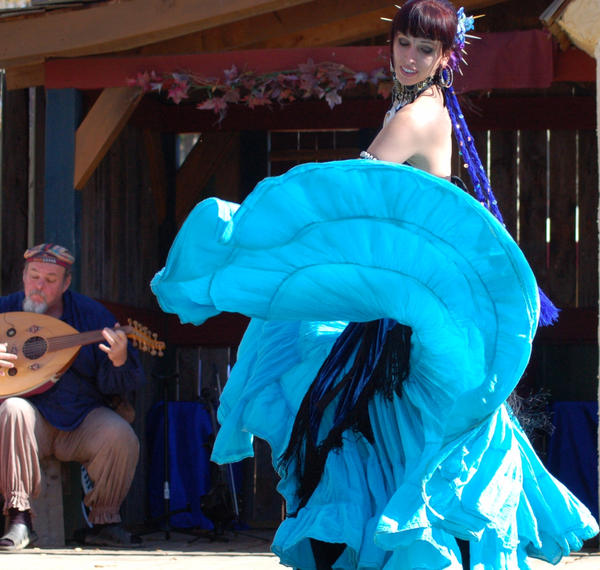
[{"x1": 450, "y1": 6, "x2": 481, "y2": 74}]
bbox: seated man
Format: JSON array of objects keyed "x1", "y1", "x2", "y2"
[{"x1": 0, "y1": 243, "x2": 145, "y2": 550}]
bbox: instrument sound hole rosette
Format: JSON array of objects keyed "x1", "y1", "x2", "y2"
[{"x1": 22, "y1": 336, "x2": 47, "y2": 360}]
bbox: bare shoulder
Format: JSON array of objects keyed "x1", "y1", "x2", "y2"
[
  {"x1": 367, "y1": 89, "x2": 450, "y2": 166},
  {"x1": 413, "y1": 93, "x2": 450, "y2": 126},
  {"x1": 385, "y1": 103, "x2": 423, "y2": 137},
  {"x1": 388, "y1": 93, "x2": 448, "y2": 134}
]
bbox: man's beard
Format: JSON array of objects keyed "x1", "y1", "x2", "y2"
[{"x1": 23, "y1": 295, "x2": 48, "y2": 314}]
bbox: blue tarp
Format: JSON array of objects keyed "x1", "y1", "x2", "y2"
[
  {"x1": 547, "y1": 401, "x2": 599, "y2": 522},
  {"x1": 147, "y1": 401, "x2": 214, "y2": 529}
]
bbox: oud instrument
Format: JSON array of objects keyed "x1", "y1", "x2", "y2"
[{"x1": 0, "y1": 312, "x2": 165, "y2": 399}]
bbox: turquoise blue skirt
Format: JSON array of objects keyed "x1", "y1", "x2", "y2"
[{"x1": 152, "y1": 160, "x2": 598, "y2": 569}]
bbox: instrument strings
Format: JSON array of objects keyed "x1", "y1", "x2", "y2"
[{"x1": 48, "y1": 332, "x2": 100, "y2": 350}]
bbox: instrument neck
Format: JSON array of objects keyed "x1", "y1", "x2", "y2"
[{"x1": 47, "y1": 326, "x2": 132, "y2": 353}]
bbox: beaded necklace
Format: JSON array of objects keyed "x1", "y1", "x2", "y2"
[{"x1": 391, "y1": 74, "x2": 436, "y2": 109}]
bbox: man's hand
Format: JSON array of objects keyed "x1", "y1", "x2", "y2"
[
  {"x1": 99, "y1": 323, "x2": 128, "y2": 367},
  {"x1": 0, "y1": 342, "x2": 17, "y2": 376}
]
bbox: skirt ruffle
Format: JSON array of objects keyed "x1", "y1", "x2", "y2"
[{"x1": 151, "y1": 160, "x2": 598, "y2": 568}]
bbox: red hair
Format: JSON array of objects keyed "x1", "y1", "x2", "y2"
[{"x1": 390, "y1": 0, "x2": 458, "y2": 64}]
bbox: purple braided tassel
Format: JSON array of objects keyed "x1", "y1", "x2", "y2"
[
  {"x1": 538, "y1": 287, "x2": 560, "y2": 326},
  {"x1": 444, "y1": 86, "x2": 558, "y2": 327}
]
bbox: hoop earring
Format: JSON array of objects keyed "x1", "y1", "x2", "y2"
[
  {"x1": 439, "y1": 66, "x2": 453, "y2": 89},
  {"x1": 390, "y1": 59, "x2": 401, "y2": 101},
  {"x1": 390, "y1": 60, "x2": 399, "y2": 84}
]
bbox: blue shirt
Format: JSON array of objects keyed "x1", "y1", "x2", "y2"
[{"x1": 0, "y1": 289, "x2": 145, "y2": 430}]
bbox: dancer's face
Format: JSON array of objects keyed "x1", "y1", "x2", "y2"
[{"x1": 392, "y1": 33, "x2": 448, "y2": 86}]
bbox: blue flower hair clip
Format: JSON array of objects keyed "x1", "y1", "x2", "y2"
[
  {"x1": 450, "y1": 6, "x2": 483, "y2": 75},
  {"x1": 452, "y1": 6, "x2": 482, "y2": 73},
  {"x1": 455, "y1": 6, "x2": 475, "y2": 50}
]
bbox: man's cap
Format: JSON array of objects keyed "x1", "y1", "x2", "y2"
[{"x1": 24, "y1": 243, "x2": 75, "y2": 268}]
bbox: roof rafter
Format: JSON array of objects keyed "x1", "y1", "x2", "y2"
[
  {"x1": 0, "y1": 0, "x2": 314, "y2": 68},
  {"x1": 246, "y1": 7, "x2": 392, "y2": 48},
  {"x1": 136, "y1": 0, "x2": 394, "y2": 54}
]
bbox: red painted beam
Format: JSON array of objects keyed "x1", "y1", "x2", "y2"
[
  {"x1": 554, "y1": 47, "x2": 596, "y2": 83},
  {"x1": 46, "y1": 46, "x2": 391, "y2": 90},
  {"x1": 44, "y1": 30, "x2": 584, "y2": 94}
]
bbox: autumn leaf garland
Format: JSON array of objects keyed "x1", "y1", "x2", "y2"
[{"x1": 127, "y1": 60, "x2": 392, "y2": 120}]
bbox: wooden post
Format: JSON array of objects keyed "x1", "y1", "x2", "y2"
[{"x1": 44, "y1": 88, "x2": 81, "y2": 288}]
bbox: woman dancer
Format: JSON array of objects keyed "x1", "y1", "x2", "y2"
[{"x1": 152, "y1": 1, "x2": 598, "y2": 568}]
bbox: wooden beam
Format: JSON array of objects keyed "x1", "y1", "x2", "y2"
[
  {"x1": 0, "y1": 0, "x2": 314, "y2": 68},
  {"x1": 246, "y1": 7, "x2": 392, "y2": 48},
  {"x1": 540, "y1": 0, "x2": 572, "y2": 25},
  {"x1": 554, "y1": 46, "x2": 596, "y2": 82},
  {"x1": 457, "y1": 0, "x2": 508, "y2": 7},
  {"x1": 540, "y1": 0, "x2": 573, "y2": 50},
  {"x1": 45, "y1": 47, "x2": 392, "y2": 90},
  {"x1": 136, "y1": 0, "x2": 394, "y2": 54},
  {"x1": 74, "y1": 86, "x2": 142, "y2": 190},
  {"x1": 4, "y1": 62, "x2": 44, "y2": 90}
]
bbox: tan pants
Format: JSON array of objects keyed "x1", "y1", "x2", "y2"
[{"x1": 0, "y1": 398, "x2": 139, "y2": 525}]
